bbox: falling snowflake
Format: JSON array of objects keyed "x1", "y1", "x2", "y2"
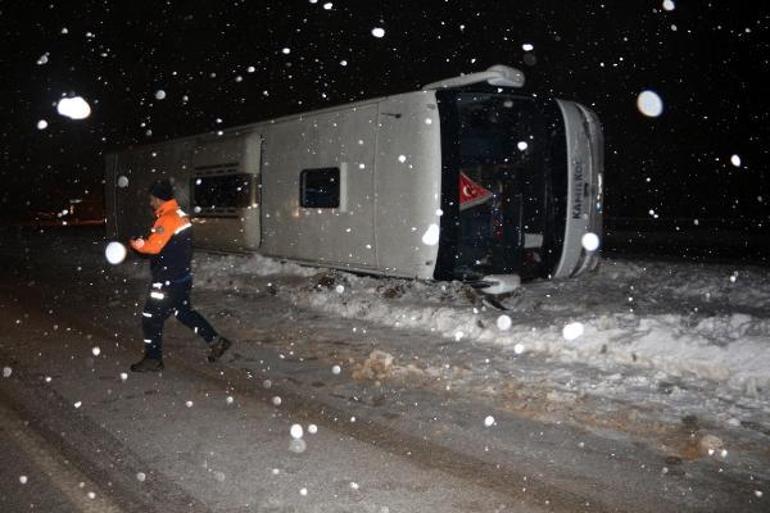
[
  {"x1": 307, "y1": 424, "x2": 318, "y2": 434},
  {"x1": 730, "y1": 154, "x2": 741, "y2": 167},
  {"x1": 2, "y1": 366, "x2": 11, "y2": 378},
  {"x1": 581, "y1": 232, "x2": 600, "y2": 252},
  {"x1": 290, "y1": 424, "x2": 304, "y2": 439},
  {"x1": 37, "y1": 119, "x2": 48, "y2": 130},
  {"x1": 397, "y1": 154, "x2": 407, "y2": 163},
  {"x1": 272, "y1": 396, "x2": 282, "y2": 406},
  {"x1": 57, "y1": 96, "x2": 91, "y2": 120},
  {"x1": 332, "y1": 365, "x2": 341, "y2": 375},
  {"x1": 136, "y1": 472, "x2": 146, "y2": 482},
  {"x1": 74, "y1": 401, "x2": 82, "y2": 408},
  {"x1": 105, "y1": 242, "x2": 127, "y2": 265},
  {"x1": 335, "y1": 284, "x2": 345, "y2": 294},
  {"x1": 226, "y1": 396, "x2": 234, "y2": 405},
  {"x1": 371, "y1": 27, "x2": 386, "y2": 38},
  {"x1": 421, "y1": 224, "x2": 440, "y2": 246},
  {"x1": 637, "y1": 90, "x2": 664, "y2": 117},
  {"x1": 562, "y1": 322, "x2": 585, "y2": 341},
  {"x1": 484, "y1": 415, "x2": 495, "y2": 427},
  {"x1": 496, "y1": 315, "x2": 512, "y2": 331},
  {"x1": 522, "y1": 43, "x2": 534, "y2": 51},
  {"x1": 91, "y1": 346, "x2": 101, "y2": 356},
  {"x1": 185, "y1": 400, "x2": 193, "y2": 408},
  {"x1": 155, "y1": 89, "x2": 167, "y2": 100},
  {"x1": 120, "y1": 372, "x2": 128, "y2": 382},
  {"x1": 662, "y1": 0, "x2": 675, "y2": 11},
  {"x1": 517, "y1": 141, "x2": 528, "y2": 151},
  {"x1": 513, "y1": 343, "x2": 526, "y2": 355},
  {"x1": 19, "y1": 475, "x2": 28, "y2": 484}
]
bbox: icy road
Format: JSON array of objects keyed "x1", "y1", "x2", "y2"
[{"x1": 0, "y1": 227, "x2": 767, "y2": 512}]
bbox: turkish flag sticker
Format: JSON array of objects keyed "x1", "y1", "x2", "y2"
[{"x1": 459, "y1": 171, "x2": 493, "y2": 211}]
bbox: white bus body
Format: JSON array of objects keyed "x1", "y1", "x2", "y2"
[{"x1": 105, "y1": 66, "x2": 603, "y2": 289}]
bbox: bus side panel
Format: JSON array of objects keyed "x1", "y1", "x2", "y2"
[
  {"x1": 260, "y1": 103, "x2": 378, "y2": 269},
  {"x1": 374, "y1": 92, "x2": 442, "y2": 279},
  {"x1": 553, "y1": 100, "x2": 602, "y2": 278}
]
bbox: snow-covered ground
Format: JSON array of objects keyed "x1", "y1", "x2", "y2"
[
  {"x1": 5, "y1": 227, "x2": 770, "y2": 454},
  {"x1": 186, "y1": 250, "x2": 770, "y2": 397}
]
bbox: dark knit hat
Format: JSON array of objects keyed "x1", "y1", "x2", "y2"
[{"x1": 149, "y1": 179, "x2": 174, "y2": 201}]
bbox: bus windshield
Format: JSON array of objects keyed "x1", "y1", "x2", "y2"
[{"x1": 435, "y1": 91, "x2": 567, "y2": 282}]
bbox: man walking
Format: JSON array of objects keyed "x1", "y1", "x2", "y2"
[{"x1": 128, "y1": 179, "x2": 231, "y2": 372}]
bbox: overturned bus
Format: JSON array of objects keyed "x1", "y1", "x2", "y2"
[{"x1": 105, "y1": 65, "x2": 603, "y2": 293}]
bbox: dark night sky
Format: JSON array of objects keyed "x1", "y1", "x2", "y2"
[{"x1": 1, "y1": 1, "x2": 768, "y2": 237}]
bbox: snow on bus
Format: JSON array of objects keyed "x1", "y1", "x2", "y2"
[{"x1": 105, "y1": 65, "x2": 603, "y2": 293}]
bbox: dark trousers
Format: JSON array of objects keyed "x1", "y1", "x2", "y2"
[{"x1": 141, "y1": 276, "x2": 217, "y2": 359}]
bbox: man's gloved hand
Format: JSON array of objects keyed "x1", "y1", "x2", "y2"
[{"x1": 129, "y1": 238, "x2": 145, "y2": 251}]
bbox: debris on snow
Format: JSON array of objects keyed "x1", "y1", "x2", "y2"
[{"x1": 353, "y1": 350, "x2": 394, "y2": 381}]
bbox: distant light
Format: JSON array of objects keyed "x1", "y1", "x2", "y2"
[
  {"x1": 637, "y1": 90, "x2": 663, "y2": 117},
  {"x1": 581, "y1": 232, "x2": 600, "y2": 252},
  {"x1": 730, "y1": 154, "x2": 742, "y2": 167},
  {"x1": 155, "y1": 89, "x2": 166, "y2": 100},
  {"x1": 37, "y1": 119, "x2": 48, "y2": 130},
  {"x1": 522, "y1": 43, "x2": 534, "y2": 51},
  {"x1": 517, "y1": 141, "x2": 528, "y2": 151},
  {"x1": 105, "y1": 241, "x2": 127, "y2": 265},
  {"x1": 662, "y1": 0, "x2": 675, "y2": 11},
  {"x1": 56, "y1": 96, "x2": 91, "y2": 120},
  {"x1": 371, "y1": 27, "x2": 385, "y2": 38}
]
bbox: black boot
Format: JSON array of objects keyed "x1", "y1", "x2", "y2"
[
  {"x1": 130, "y1": 355, "x2": 164, "y2": 372},
  {"x1": 208, "y1": 336, "x2": 232, "y2": 362}
]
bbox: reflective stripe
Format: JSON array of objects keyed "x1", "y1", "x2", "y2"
[
  {"x1": 152, "y1": 282, "x2": 163, "y2": 289},
  {"x1": 143, "y1": 339, "x2": 153, "y2": 344},
  {"x1": 174, "y1": 223, "x2": 192, "y2": 235},
  {"x1": 150, "y1": 291, "x2": 165, "y2": 300},
  {"x1": 142, "y1": 312, "x2": 153, "y2": 318}
]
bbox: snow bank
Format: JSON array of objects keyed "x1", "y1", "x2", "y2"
[{"x1": 189, "y1": 254, "x2": 770, "y2": 395}]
